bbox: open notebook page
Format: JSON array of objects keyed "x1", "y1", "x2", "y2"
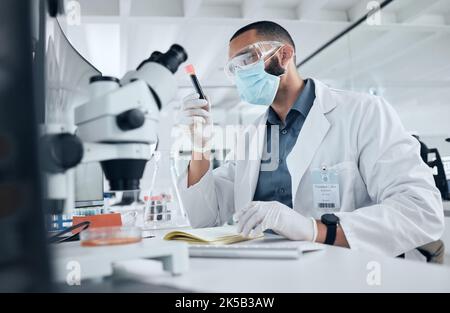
[{"x1": 164, "y1": 225, "x2": 262, "y2": 244}]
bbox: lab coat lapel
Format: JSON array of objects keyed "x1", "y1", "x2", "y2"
[
  {"x1": 287, "y1": 80, "x2": 335, "y2": 207},
  {"x1": 235, "y1": 112, "x2": 268, "y2": 210}
]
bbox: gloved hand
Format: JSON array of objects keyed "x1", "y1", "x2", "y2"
[
  {"x1": 234, "y1": 201, "x2": 317, "y2": 241},
  {"x1": 178, "y1": 92, "x2": 212, "y2": 153}
]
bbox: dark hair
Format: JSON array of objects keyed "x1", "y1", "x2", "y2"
[{"x1": 230, "y1": 21, "x2": 296, "y2": 52}]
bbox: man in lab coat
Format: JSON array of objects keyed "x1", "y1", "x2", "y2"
[{"x1": 178, "y1": 21, "x2": 444, "y2": 259}]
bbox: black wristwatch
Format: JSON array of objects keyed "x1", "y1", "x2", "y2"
[{"x1": 321, "y1": 214, "x2": 340, "y2": 245}]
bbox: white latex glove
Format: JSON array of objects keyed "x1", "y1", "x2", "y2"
[
  {"x1": 234, "y1": 201, "x2": 317, "y2": 241},
  {"x1": 178, "y1": 92, "x2": 212, "y2": 153}
]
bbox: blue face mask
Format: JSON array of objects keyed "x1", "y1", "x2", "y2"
[{"x1": 235, "y1": 59, "x2": 281, "y2": 106}]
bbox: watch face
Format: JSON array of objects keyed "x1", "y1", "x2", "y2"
[{"x1": 322, "y1": 214, "x2": 339, "y2": 225}]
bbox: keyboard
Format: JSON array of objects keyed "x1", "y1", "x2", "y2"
[{"x1": 188, "y1": 242, "x2": 323, "y2": 259}]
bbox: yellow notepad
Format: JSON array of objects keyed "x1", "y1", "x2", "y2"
[{"x1": 163, "y1": 225, "x2": 262, "y2": 245}]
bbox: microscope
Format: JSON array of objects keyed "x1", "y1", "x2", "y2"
[
  {"x1": 76, "y1": 44, "x2": 187, "y2": 191},
  {"x1": 42, "y1": 44, "x2": 188, "y2": 215}
]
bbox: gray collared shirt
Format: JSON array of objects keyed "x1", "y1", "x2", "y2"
[{"x1": 253, "y1": 79, "x2": 316, "y2": 208}]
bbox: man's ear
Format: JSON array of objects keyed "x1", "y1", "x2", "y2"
[{"x1": 279, "y1": 45, "x2": 295, "y2": 67}]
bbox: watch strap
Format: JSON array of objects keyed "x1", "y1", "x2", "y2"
[{"x1": 324, "y1": 223, "x2": 337, "y2": 245}]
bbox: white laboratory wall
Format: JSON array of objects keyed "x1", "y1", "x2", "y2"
[
  {"x1": 395, "y1": 102, "x2": 450, "y2": 157},
  {"x1": 62, "y1": 22, "x2": 121, "y2": 77}
]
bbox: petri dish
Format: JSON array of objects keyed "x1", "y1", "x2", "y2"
[{"x1": 80, "y1": 226, "x2": 142, "y2": 247}]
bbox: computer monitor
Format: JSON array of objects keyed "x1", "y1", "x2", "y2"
[
  {"x1": 45, "y1": 17, "x2": 104, "y2": 209},
  {"x1": 75, "y1": 163, "x2": 104, "y2": 207}
]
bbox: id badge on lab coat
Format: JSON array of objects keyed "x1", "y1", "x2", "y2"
[{"x1": 311, "y1": 166, "x2": 340, "y2": 212}]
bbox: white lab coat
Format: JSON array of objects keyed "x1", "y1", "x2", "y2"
[{"x1": 178, "y1": 79, "x2": 444, "y2": 258}]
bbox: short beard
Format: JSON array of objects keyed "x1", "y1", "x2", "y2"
[{"x1": 265, "y1": 57, "x2": 286, "y2": 77}]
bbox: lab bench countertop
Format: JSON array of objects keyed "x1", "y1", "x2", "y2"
[{"x1": 109, "y1": 229, "x2": 450, "y2": 293}]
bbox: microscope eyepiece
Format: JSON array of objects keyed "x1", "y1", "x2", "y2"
[
  {"x1": 148, "y1": 51, "x2": 163, "y2": 62},
  {"x1": 138, "y1": 44, "x2": 188, "y2": 74}
]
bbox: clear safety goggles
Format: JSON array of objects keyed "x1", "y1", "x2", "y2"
[{"x1": 224, "y1": 41, "x2": 284, "y2": 80}]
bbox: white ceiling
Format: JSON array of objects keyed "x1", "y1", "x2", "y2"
[{"x1": 59, "y1": 0, "x2": 450, "y2": 121}]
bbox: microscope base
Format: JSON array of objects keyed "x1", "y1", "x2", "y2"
[{"x1": 53, "y1": 239, "x2": 189, "y2": 283}]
